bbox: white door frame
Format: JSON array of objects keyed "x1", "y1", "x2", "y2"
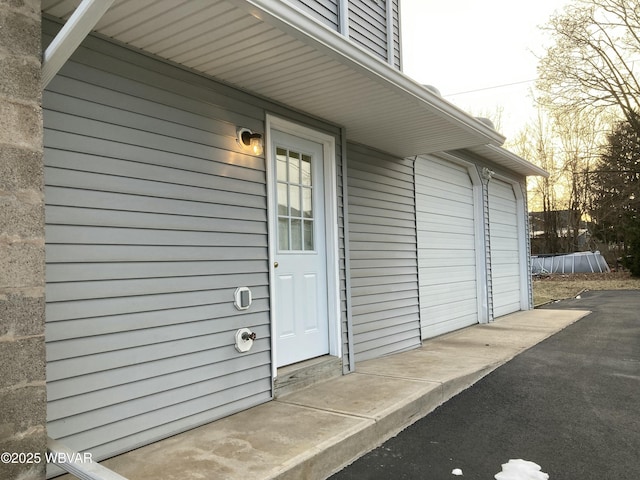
[{"x1": 265, "y1": 115, "x2": 341, "y2": 378}]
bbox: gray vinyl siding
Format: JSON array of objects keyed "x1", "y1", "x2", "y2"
[
  {"x1": 347, "y1": 143, "x2": 420, "y2": 362},
  {"x1": 285, "y1": 0, "x2": 401, "y2": 68},
  {"x1": 44, "y1": 68, "x2": 270, "y2": 463},
  {"x1": 349, "y1": 0, "x2": 387, "y2": 61},
  {"x1": 348, "y1": 0, "x2": 401, "y2": 68},
  {"x1": 286, "y1": 0, "x2": 340, "y2": 30},
  {"x1": 391, "y1": 0, "x2": 402, "y2": 69},
  {"x1": 43, "y1": 19, "x2": 346, "y2": 466}
]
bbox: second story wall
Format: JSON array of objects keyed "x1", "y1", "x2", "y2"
[{"x1": 286, "y1": 0, "x2": 402, "y2": 69}]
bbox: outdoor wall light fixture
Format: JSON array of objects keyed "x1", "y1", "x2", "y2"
[
  {"x1": 237, "y1": 128, "x2": 263, "y2": 156},
  {"x1": 482, "y1": 167, "x2": 495, "y2": 181}
]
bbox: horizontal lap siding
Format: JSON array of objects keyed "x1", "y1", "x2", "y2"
[
  {"x1": 347, "y1": 143, "x2": 420, "y2": 362},
  {"x1": 286, "y1": 0, "x2": 340, "y2": 30},
  {"x1": 391, "y1": 0, "x2": 401, "y2": 69},
  {"x1": 43, "y1": 47, "x2": 272, "y2": 462},
  {"x1": 288, "y1": 0, "x2": 401, "y2": 69},
  {"x1": 349, "y1": 0, "x2": 388, "y2": 62}
]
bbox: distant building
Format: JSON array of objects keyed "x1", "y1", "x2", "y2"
[{"x1": 529, "y1": 210, "x2": 592, "y2": 254}]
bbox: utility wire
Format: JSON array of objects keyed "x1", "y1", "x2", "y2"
[{"x1": 445, "y1": 79, "x2": 537, "y2": 97}]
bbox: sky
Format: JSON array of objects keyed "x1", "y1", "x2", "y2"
[{"x1": 400, "y1": 0, "x2": 570, "y2": 142}]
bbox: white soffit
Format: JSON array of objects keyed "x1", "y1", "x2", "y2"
[{"x1": 42, "y1": 0, "x2": 505, "y2": 157}]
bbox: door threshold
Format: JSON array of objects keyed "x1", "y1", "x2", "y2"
[{"x1": 274, "y1": 356, "x2": 342, "y2": 398}]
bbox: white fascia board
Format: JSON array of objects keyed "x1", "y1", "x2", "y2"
[
  {"x1": 42, "y1": 0, "x2": 115, "y2": 87},
  {"x1": 480, "y1": 144, "x2": 549, "y2": 178},
  {"x1": 229, "y1": 0, "x2": 506, "y2": 148},
  {"x1": 440, "y1": 145, "x2": 549, "y2": 178}
]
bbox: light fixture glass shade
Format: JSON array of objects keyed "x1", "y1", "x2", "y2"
[
  {"x1": 250, "y1": 136, "x2": 263, "y2": 155},
  {"x1": 238, "y1": 128, "x2": 263, "y2": 156}
]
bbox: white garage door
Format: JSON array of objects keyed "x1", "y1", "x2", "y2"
[
  {"x1": 489, "y1": 179, "x2": 522, "y2": 317},
  {"x1": 416, "y1": 156, "x2": 479, "y2": 339}
]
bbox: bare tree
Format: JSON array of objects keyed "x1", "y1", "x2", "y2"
[
  {"x1": 537, "y1": 0, "x2": 640, "y2": 131},
  {"x1": 511, "y1": 109, "x2": 562, "y2": 253},
  {"x1": 550, "y1": 108, "x2": 607, "y2": 251},
  {"x1": 512, "y1": 105, "x2": 608, "y2": 253}
]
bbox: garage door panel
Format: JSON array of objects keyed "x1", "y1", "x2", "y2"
[
  {"x1": 418, "y1": 314, "x2": 479, "y2": 339},
  {"x1": 417, "y1": 211, "x2": 475, "y2": 228},
  {"x1": 419, "y1": 265, "x2": 477, "y2": 286},
  {"x1": 489, "y1": 179, "x2": 523, "y2": 318},
  {"x1": 420, "y1": 282, "x2": 477, "y2": 305},
  {"x1": 416, "y1": 156, "x2": 479, "y2": 340},
  {"x1": 422, "y1": 299, "x2": 478, "y2": 320},
  {"x1": 494, "y1": 302, "x2": 521, "y2": 318},
  {"x1": 492, "y1": 250, "x2": 520, "y2": 266},
  {"x1": 418, "y1": 250, "x2": 475, "y2": 267},
  {"x1": 488, "y1": 197, "x2": 518, "y2": 213},
  {"x1": 415, "y1": 155, "x2": 471, "y2": 182},
  {"x1": 415, "y1": 184, "x2": 474, "y2": 205},
  {"x1": 416, "y1": 194, "x2": 474, "y2": 218},
  {"x1": 418, "y1": 231, "x2": 476, "y2": 250}
]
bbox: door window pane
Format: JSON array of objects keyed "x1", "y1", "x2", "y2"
[
  {"x1": 290, "y1": 185, "x2": 301, "y2": 217},
  {"x1": 289, "y1": 151, "x2": 300, "y2": 184},
  {"x1": 276, "y1": 145, "x2": 315, "y2": 252},
  {"x1": 303, "y1": 220, "x2": 314, "y2": 251},
  {"x1": 302, "y1": 187, "x2": 313, "y2": 218},
  {"x1": 291, "y1": 219, "x2": 302, "y2": 250},
  {"x1": 278, "y1": 218, "x2": 289, "y2": 250},
  {"x1": 278, "y1": 183, "x2": 288, "y2": 216},
  {"x1": 301, "y1": 154, "x2": 312, "y2": 186},
  {"x1": 276, "y1": 148, "x2": 288, "y2": 182}
]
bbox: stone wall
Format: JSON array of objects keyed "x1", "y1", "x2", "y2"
[{"x1": 0, "y1": 1, "x2": 46, "y2": 479}]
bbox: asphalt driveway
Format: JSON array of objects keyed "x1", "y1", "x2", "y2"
[{"x1": 330, "y1": 290, "x2": 640, "y2": 479}]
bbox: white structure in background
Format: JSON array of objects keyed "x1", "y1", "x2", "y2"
[{"x1": 531, "y1": 251, "x2": 610, "y2": 275}]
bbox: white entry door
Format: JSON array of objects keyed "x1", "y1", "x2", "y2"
[{"x1": 271, "y1": 129, "x2": 329, "y2": 367}]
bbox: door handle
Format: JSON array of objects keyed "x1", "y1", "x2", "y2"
[{"x1": 274, "y1": 261, "x2": 279, "y2": 268}]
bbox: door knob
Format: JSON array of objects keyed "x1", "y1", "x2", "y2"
[{"x1": 274, "y1": 261, "x2": 279, "y2": 268}]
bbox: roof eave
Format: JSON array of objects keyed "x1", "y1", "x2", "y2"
[
  {"x1": 231, "y1": 0, "x2": 506, "y2": 151},
  {"x1": 461, "y1": 144, "x2": 549, "y2": 177}
]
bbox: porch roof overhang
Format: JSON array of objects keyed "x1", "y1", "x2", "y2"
[
  {"x1": 42, "y1": 0, "x2": 508, "y2": 156},
  {"x1": 461, "y1": 144, "x2": 550, "y2": 178},
  {"x1": 41, "y1": 0, "x2": 544, "y2": 177}
]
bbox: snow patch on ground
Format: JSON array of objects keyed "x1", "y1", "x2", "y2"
[{"x1": 494, "y1": 459, "x2": 549, "y2": 480}]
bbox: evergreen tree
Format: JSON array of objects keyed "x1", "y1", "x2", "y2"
[{"x1": 591, "y1": 119, "x2": 640, "y2": 274}]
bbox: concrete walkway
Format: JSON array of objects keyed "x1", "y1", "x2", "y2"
[{"x1": 73, "y1": 308, "x2": 590, "y2": 480}]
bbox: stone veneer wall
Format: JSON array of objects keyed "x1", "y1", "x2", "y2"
[{"x1": 0, "y1": 1, "x2": 46, "y2": 479}]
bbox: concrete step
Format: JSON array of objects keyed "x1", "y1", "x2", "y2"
[{"x1": 274, "y1": 355, "x2": 343, "y2": 398}]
